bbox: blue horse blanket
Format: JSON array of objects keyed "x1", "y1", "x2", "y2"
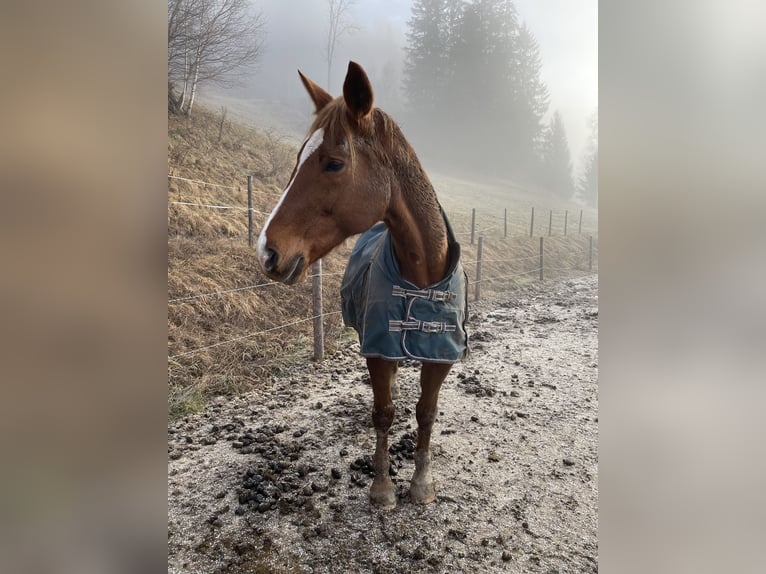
[{"x1": 340, "y1": 217, "x2": 468, "y2": 363}]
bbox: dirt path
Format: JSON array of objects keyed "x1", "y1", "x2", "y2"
[{"x1": 168, "y1": 274, "x2": 598, "y2": 573}]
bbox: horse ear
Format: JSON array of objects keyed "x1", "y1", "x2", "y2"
[
  {"x1": 343, "y1": 61, "x2": 374, "y2": 121},
  {"x1": 298, "y1": 70, "x2": 333, "y2": 113}
]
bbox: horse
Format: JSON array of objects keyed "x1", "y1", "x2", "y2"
[{"x1": 257, "y1": 61, "x2": 468, "y2": 510}]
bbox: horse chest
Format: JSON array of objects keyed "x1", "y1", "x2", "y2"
[{"x1": 340, "y1": 223, "x2": 468, "y2": 363}]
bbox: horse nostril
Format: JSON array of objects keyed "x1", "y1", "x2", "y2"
[{"x1": 263, "y1": 248, "x2": 279, "y2": 272}]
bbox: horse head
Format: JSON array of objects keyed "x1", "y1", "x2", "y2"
[{"x1": 257, "y1": 61, "x2": 392, "y2": 284}]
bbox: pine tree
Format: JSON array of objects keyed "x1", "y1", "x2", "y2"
[
  {"x1": 476, "y1": 0, "x2": 521, "y2": 172},
  {"x1": 480, "y1": 0, "x2": 519, "y2": 111},
  {"x1": 443, "y1": 0, "x2": 518, "y2": 171},
  {"x1": 402, "y1": 0, "x2": 552, "y2": 180},
  {"x1": 541, "y1": 111, "x2": 574, "y2": 198},
  {"x1": 443, "y1": 2, "x2": 486, "y2": 167},
  {"x1": 402, "y1": 0, "x2": 455, "y2": 163},
  {"x1": 509, "y1": 22, "x2": 549, "y2": 178},
  {"x1": 403, "y1": 0, "x2": 450, "y2": 118},
  {"x1": 443, "y1": 0, "x2": 550, "y2": 177}
]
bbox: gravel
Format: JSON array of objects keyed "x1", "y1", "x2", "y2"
[{"x1": 168, "y1": 274, "x2": 598, "y2": 573}]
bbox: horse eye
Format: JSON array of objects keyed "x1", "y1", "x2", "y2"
[{"x1": 324, "y1": 159, "x2": 344, "y2": 173}]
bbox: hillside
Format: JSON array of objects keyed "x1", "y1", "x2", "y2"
[
  {"x1": 167, "y1": 105, "x2": 598, "y2": 418},
  {"x1": 168, "y1": 107, "x2": 355, "y2": 417},
  {"x1": 197, "y1": 91, "x2": 311, "y2": 143}
]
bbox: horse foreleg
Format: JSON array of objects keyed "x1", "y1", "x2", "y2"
[
  {"x1": 411, "y1": 361, "x2": 451, "y2": 504},
  {"x1": 366, "y1": 357, "x2": 398, "y2": 510}
]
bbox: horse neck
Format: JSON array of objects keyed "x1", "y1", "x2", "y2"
[{"x1": 383, "y1": 158, "x2": 449, "y2": 288}]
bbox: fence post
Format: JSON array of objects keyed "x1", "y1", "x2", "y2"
[
  {"x1": 589, "y1": 236, "x2": 593, "y2": 272},
  {"x1": 475, "y1": 235, "x2": 483, "y2": 301},
  {"x1": 564, "y1": 210, "x2": 568, "y2": 236},
  {"x1": 539, "y1": 236, "x2": 544, "y2": 281},
  {"x1": 312, "y1": 260, "x2": 324, "y2": 361},
  {"x1": 470, "y1": 208, "x2": 476, "y2": 245},
  {"x1": 579, "y1": 209, "x2": 583, "y2": 234},
  {"x1": 247, "y1": 175, "x2": 254, "y2": 248},
  {"x1": 548, "y1": 210, "x2": 553, "y2": 236},
  {"x1": 530, "y1": 207, "x2": 535, "y2": 237},
  {"x1": 504, "y1": 208, "x2": 508, "y2": 239}
]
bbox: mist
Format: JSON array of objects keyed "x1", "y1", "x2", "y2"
[
  {"x1": 202, "y1": 0, "x2": 597, "y2": 197},
  {"x1": 220, "y1": 0, "x2": 408, "y2": 121}
]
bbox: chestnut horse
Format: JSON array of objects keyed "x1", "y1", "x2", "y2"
[{"x1": 257, "y1": 61, "x2": 467, "y2": 509}]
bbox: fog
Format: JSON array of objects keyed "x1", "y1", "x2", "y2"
[
  {"x1": 209, "y1": 0, "x2": 597, "y2": 184},
  {"x1": 226, "y1": 0, "x2": 409, "y2": 108},
  {"x1": 515, "y1": 0, "x2": 598, "y2": 177}
]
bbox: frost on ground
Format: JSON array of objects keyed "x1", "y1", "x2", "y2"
[{"x1": 168, "y1": 274, "x2": 598, "y2": 573}]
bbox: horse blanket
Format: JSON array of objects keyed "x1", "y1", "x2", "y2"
[{"x1": 340, "y1": 216, "x2": 468, "y2": 363}]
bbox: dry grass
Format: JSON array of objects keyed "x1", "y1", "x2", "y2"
[
  {"x1": 167, "y1": 105, "x2": 598, "y2": 418},
  {"x1": 167, "y1": 231, "x2": 355, "y2": 418}
]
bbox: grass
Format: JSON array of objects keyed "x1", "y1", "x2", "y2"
[{"x1": 167, "y1": 104, "x2": 598, "y2": 420}]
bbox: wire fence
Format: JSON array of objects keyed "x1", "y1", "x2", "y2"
[
  {"x1": 168, "y1": 271, "x2": 348, "y2": 304},
  {"x1": 168, "y1": 311, "x2": 343, "y2": 360},
  {"x1": 168, "y1": 171, "x2": 598, "y2": 367},
  {"x1": 169, "y1": 200, "x2": 273, "y2": 216},
  {"x1": 168, "y1": 174, "x2": 281, "y2": 199}
]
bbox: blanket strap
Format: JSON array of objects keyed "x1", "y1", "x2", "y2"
[
  {"x1": 389, "y1": 319, "x2": 457, "y2": 334},
  {"x1": 391, "y1": 285, "x2": 456, "y2": 303}
]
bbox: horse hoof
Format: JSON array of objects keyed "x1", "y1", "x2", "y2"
[
  {"x1": 370, "y1": 489, "x2": 397, "y2": 510},
  {"x1": 370, "y1": 479, "x2": 397, "y2": 510},
  {"x1": 410, "y1": 481, "x2": 437, "y2": 504}
]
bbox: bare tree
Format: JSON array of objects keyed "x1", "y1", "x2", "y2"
[
  {"x1": 324, "y1": 0, "x2": 357, "y2": 90},
  {"x1": 168, "y1": 0, "x2": 266, "y2": 117},
  {"x1": 168, "y1": 0, "x2": 204, "y2": 113}
]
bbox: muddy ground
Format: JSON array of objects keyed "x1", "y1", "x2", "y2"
[{"x1": 168, "y1": 274, "x2": 598, "y2": 573}]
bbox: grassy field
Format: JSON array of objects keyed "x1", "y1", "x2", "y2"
[{"x1": 167, "y1": 104, "x2": 598, "y2": 418}]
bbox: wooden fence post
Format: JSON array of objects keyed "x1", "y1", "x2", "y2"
[
  {"x1": 247, "y1": 175, "x2": 254, "y2": 248},
  {"x1": 530, "y1": 207, "x2": 535, "y2": 237},
  {"x1": 539, "y1": 236, "x2": 544, "y2": 281},
  {"x1": 504, "y1": 208, "x2": 508, "y2": 239},
  {"x1": 548, "y1": 210, "x2": 553, "y2": 236},
  {"x1": 564, "y1": 210, "x2": 568, "y2": 236},
  {"x1": 312, "y1": 260, "x2": 324, "y2": 361},
  {"x1": 475, "y1": 235, "x2": 483, "y2": 301},
  {"x1": 579, "y1": 209, "x2": 583, "y2": 234},
  {"x1": 589, "y1": 236, "x2": 593, "y2": 272},
  {"x1": 470, "y1": 208, "x2": 476, "y2": 245}
]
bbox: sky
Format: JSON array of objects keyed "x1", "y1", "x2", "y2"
[{"x1": 240, "y1": 0, "x2": 597, "y2": 175}]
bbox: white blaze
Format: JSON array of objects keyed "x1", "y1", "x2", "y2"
[{"x1": 256, "y1": 128, "x2": 325, "y2": 265}]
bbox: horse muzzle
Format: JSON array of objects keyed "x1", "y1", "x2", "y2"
[{"x1": 260, "y1": 248, "x2": 306, "y2": 285}]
